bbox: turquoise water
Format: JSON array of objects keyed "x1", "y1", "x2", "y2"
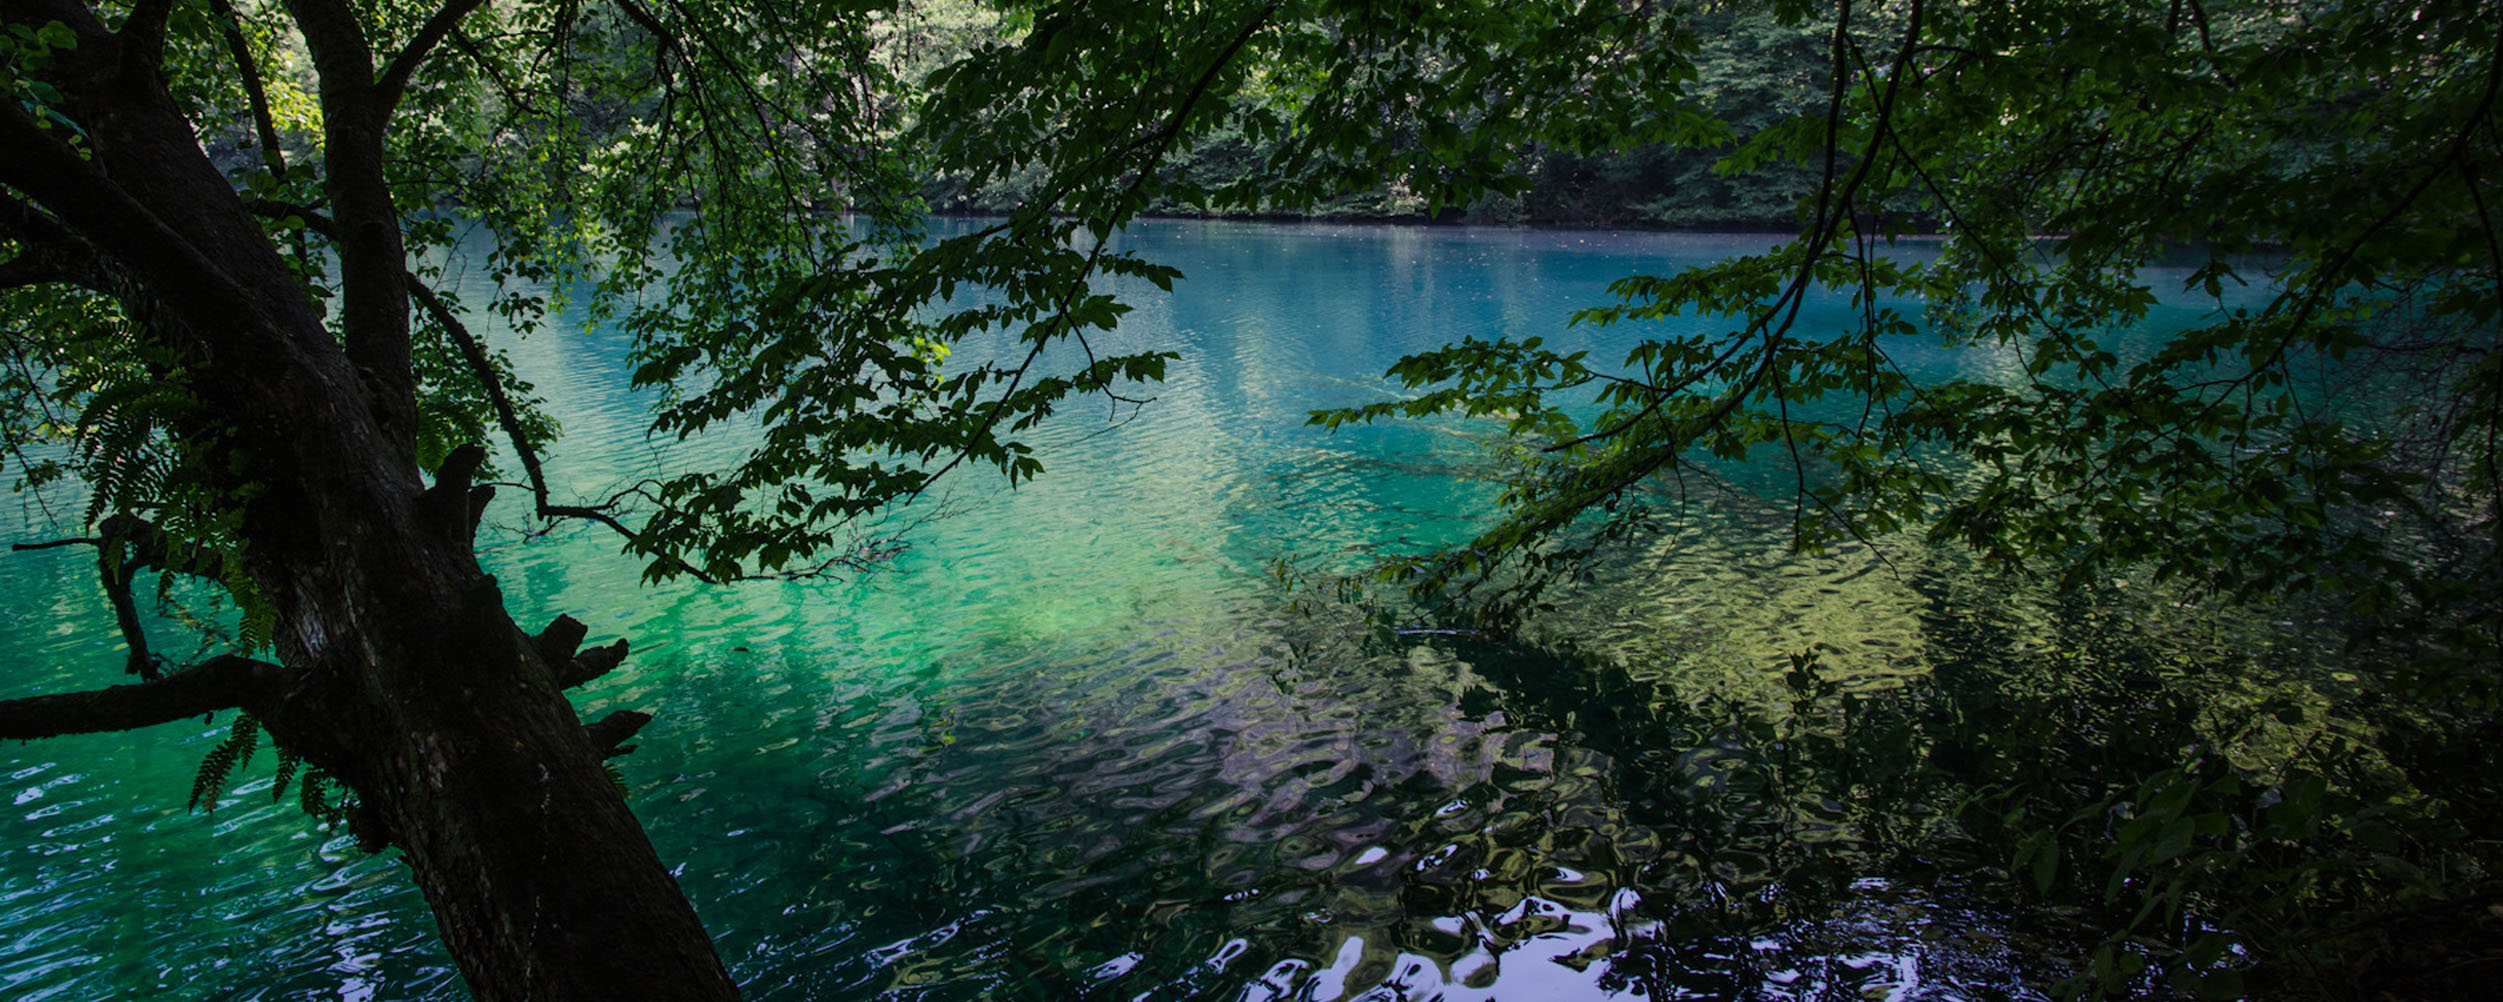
[{"x1": 1, "y1": 221, "x2": 2300, "y2": 1000}]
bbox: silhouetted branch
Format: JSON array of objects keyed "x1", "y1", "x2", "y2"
[
  {"x1": 12, "y1": 516, "x2": 229, "y2": 681},
  {"x1": 208, "y1": 0, "x2": 287, "y2": 172},
  {"x1": 0, "y1": 655, "x2": 290, "y2": 740},
  {"x1": 405, "y1": 274, "x2": 552, "y2": 511},
  {"x1": 7, "y1": 536, "x2": 99, "y2": 551},
  {"x1": 377, "y1": 0, "x2": 494, "y2": 113}
]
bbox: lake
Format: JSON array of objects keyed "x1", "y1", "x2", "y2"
[{"x1": 1, "y1": 219, "x2": 2310, "y2": 1000}]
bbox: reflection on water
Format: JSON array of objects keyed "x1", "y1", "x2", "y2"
[{"x1": 1, "y1": 221, "x2": 2303, "y2": 1000}]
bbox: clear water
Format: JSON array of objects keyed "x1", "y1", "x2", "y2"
[{"x1": 1, "y1": 220, "x2": 2304, "y2": 1000}]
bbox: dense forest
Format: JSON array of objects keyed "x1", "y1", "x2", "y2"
[
  {"x1": 906, "y1": 0, "x2": 1833, "y2": 227},
  {"x1": 2, "y1": 0, "x2": 2497, "y2": 1000}
]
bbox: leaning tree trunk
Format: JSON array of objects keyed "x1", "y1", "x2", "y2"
[
  {"x1": 0, "y1": 2, "x2": 742, "y2": 998},
  {"x1": 244, "y1": 463, "x2": 743, "y2": 1002}
]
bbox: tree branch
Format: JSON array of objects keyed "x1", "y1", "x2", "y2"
[
  {"x1": 406, "y1": 273, "x2": 551, "y2": 511},
  {"x1": 0, "y1": 101, "x2": 269, "y2": 354},
  {"x1": 283, "y1": 0, "x2": 416, "y2": 458},
  {"x1": 375, "y1": 0, "x2": 495, "y2": 114},
  {"x1": 253, "y1": 210, "x2": 761, "y2": 588},
  {"x1": 407, "y1": 275, "x2": 729, "y2": 580},
  {"x1": 14, "y1": 516, "x2": 235, "y2": 682},
  {"x1": 0, "y1": 654, "x2": 289, "y2": 740},
  {"x1": 527, "y1": 614, "x2": 630, "y2": 689},
  {"x1": 445, "y1": 26, "x2": 545, "y2": 117},
  {"x1": 1543, "y1": 0, "x2": 1918, "y2": 456},
  {"x1": 417, "y1": 441, "x2": 490, "y2": 545},
  {"x1": 557, "y1": 641, "x2": 628, "y2": 689},
  {"x1": 208, "y1": 0, "x2": 288, "y2": 173},
  {"x1": 540, "y1": 500, "x2": 723, "y2": 584},
  {"x1": 97, "y1": 535, "x2": 156, "y2": 680},
  {"x1": 903, "y1": 1, "x2": 1281, "y2": 502},
  {"x1": 115, "y1": 0, "x2": 178, "y2": 71},
  {"x1": 99, "y1": 512, "x2": 224, "y2": 578},
  {"x1": 531, "y1": 613, "x2": 589, "y2": 664},
  {"x1": 6, "y1": 536, "x2": 101, "y2": 551}
]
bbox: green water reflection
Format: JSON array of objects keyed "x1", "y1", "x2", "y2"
[{"x1": 1, "y1": 221, "x2": 2316, "y2": 1000}]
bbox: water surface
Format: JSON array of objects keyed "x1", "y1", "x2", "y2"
[{"x1": 1, "y1": 220, "x2": 2305, "y2": 1000}]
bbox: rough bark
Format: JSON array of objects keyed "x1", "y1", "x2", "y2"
[{"x1": 0, "y1": 2, "x2": 741, "y2": 998}]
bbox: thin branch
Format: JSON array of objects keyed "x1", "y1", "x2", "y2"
[
  {"x1": 2186, "y1": 22, "x2": 2502, "y2": 432},
  {"x1": 208, "y1": 0, "x2": 288, "y2": 173},
  {"x1": 7, "y1": 536, "x2": 101, "y2": 552},
  {"x1": 446, "y1": 26, "x2": 544, "y2": 117},
  {"x1": 403, "y1": 273, "x2": 729, "y2": 582},
  {"x1": 15, "y1": 516, "x2": 236, "y2": 681},
  {"x1": 405, "y1": 272, "x2": 549, "y2": 510},
  {"x1": 1546, "y1": 0, "x2": 1921, "y2": 455},
  {"x1": 538, "y1": 501, "x2": 721, "y2": 583},
  {"x1": 376, "y1": 0, "x2": 495, "y2": 114}
]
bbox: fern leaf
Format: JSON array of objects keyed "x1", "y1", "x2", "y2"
[
  {"x1": 270, "y1": 746, "x2": 302, "y2": 805},
  {"x1": 189, "y1": 713, "x2": 260, "y2": 813}
]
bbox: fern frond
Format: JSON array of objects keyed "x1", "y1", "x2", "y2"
[
  {"x1": 189, "y1": 713, "x2": 260, "y2": 813},
  {"x1": 270, "y1": 745, "x2": 302, "y2": 805},
  {"x1": 298, "y1": 768, "x2": 328, "y2": 820},
  {"x1": 75, "y1": 380, "x2": 184, "y2": 524}
]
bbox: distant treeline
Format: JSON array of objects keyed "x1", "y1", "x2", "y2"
[
  {"x1": 916, "y1": 3, "x2": 1842, "y2": 230},
  {"x1": 923, "y1": 135, "x2": 1828, "y2": 230}
]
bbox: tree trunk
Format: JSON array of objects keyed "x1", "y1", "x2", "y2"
[
  {"x1": 166, "y1": 137, "x2": 746, "y2": 1002},
  {"x1": 133, "y1": 209, "x2": 746, "y2": 1000},
  {"x1": 0, "y1": 4, "x2": 744, "y2": 997},
  {"x1": 256, "y1": 544, "x2": 742, "y2": 1002},
  {"x1": 175, "y1": 268, "x2": 745, "y2": 1001}
]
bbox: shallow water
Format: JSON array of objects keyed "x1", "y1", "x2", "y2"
[{"x1": 0, "y1": 221, "x2": 2299, "y2": 1000}]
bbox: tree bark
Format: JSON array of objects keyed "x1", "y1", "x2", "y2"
[{"x1": 0, "y1": 3, "x2": 742, "y2": 998}]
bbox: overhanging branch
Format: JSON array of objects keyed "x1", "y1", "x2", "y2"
[
  {"x1": 406, "y1": 272, "x2": 550, "y2": 511},
  {"x1": 403, "y1": 273, "x2": 723, "y2": 582},
  {"x1": 0, "y1": 654, "x2": 290, "y2": 740},
  {"x1": 10, "y1": 515, "x2": 231, "y2": 682}
]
